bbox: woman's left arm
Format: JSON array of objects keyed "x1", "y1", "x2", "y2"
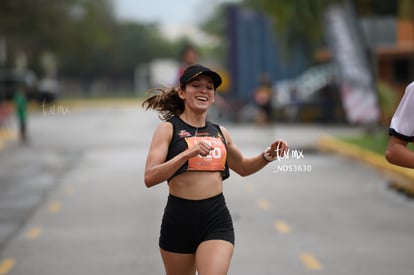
[
  {"x1": 220, "y1": 126, "x2": 288, "y2": 177},
  {"x1": 385, "y1": 136, "x2": 414, "y2": 168}
]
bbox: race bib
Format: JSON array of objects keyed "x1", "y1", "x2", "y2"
[{"x1": 185, "y1": 136, "x2": 227, "y2": 171}]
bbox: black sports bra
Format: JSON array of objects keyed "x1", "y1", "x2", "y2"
[{"x1": 166, "y1": 116, "x2": 230, "y2": 181}]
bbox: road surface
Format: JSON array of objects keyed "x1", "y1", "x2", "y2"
[{"x1": 0, "y1": 102, "x2": 413, "y2": 275}]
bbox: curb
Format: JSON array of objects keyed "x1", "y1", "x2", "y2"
[
  {"x1": 317, "y1": 135, "x2": 414, "y2": 196},
  {"x1": 0, "y1": 128, "x2": 17, "y2": 151}
]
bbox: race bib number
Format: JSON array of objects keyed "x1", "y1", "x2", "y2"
[{"x1": 185, "y1": 136, "x2": 227, "y2": 171}]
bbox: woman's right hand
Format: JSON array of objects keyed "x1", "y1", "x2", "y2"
[{"x1": 188, "y1": 140, "x2": 214, "y2": 158}]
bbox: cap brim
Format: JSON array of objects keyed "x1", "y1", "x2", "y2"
[
  {"x1": 180, "y1": 64, "x2": 223, "y2": 89},
  {"x1": 199, "y1": 71, "x2": 222, "y2": 89}
]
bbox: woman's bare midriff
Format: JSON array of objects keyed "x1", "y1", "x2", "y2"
[{"x1": 168, "y1": 171, "x2": 223, "y2": 200}]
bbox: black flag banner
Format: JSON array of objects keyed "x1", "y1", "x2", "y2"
[{"x1": 325, "y1": 1, "x2": 380, "y2": 124}]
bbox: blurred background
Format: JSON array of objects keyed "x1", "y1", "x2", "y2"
[
  {"x1": 0, "y1": 0, "x2": 412, "y2": 125},
  {"x1": 1, "y1": 1, "x2": 414, "y2": 274}
]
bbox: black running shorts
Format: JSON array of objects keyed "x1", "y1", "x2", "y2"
[{"x1": 159, "y1": 193, "x2": 235, "y2": 254}]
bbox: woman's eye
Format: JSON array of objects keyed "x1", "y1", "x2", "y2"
[{"x1": 190, "y1": 81, "x2": 214, "y2": 90}]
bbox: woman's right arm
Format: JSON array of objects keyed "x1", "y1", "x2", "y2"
[{"x1": 144, "y1": 122, "x2": 211, "y2": 187}]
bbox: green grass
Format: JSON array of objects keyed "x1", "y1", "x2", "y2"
[
  {"x1": 341, "y1": 134, "x2": 389, "y2": 155},
  {"x1": 341, "y1": 133, "x2": 414, "y2": 155}
]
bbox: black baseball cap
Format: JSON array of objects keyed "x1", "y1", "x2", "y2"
[{"x1": 179, "y1": 64, "x2": 222, "y2": 89}]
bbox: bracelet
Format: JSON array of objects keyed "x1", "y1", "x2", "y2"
[{"x1": 263, "y1": 147, "x2": 277, "y2": 162}]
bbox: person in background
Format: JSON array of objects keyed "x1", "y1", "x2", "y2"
[
  {"x1": 319, "y1": 76, "x2": 338, "y2": 124},
  {"x1": 176, "y1": 44, "x2": 229, "y2": 120},
  {"x1": 14, "y1": 83, "x2": 28, "y2": 143},
  {"x1": 253, "y1": 72, "x2": 273, "y2": 125},
  {"x1": 385, "y1": 81, "x2": 414, "y2": 168},
  {"x1": 142, "y1": 64, "x2": 288, "y2": 275},
  {"x1": 176, "y1": 45, "x2": 200, "y2": 84}
]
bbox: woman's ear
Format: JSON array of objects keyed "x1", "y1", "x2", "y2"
[{"x1": 178, "y1": 87, "x2": 186, "y2": 100}]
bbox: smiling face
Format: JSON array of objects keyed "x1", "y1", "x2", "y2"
[{"x1": 179, "y1": 74, "x2": 216, "y2": 113}]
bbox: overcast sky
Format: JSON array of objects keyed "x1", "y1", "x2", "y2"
[
  {"x1": 113, "y1": 0, "x2": 240, "y2": 42},
  {"x1": 114, "y1": 0, "x2": 205, "y2": 26}
]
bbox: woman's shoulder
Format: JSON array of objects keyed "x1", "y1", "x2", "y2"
[
  {"x1": 216, "y1": 124, "x2": 232, "y2": 144},
  {"x1": 153, "y1": 121, "x2": 173, "y2": 137}
]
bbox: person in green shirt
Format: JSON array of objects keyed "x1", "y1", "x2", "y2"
[{"x1": 14, "y1": 84, "x2": 28, "y2": 143}]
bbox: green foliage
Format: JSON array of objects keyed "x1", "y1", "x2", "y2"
[
  {"x1": 398, "y1": 0, "x2": 414, "y2": 19},
  {"x1": 341, "y1": 133, "x2": 389, "y2": 155},
  {"x1": 239, "y1": 0, "x2": 401, "y2": 60},
  {"x1": 377, "y1": 81, "x2": 398, "y2": 123},
  {"x1": 199, "y1": 3, "x2": 231, "y2": 63},
  {"x1": 57, "y1": 0, "x2": 118, "y2": 75},
  {"x1": 0, "y1": 0, "x2": 181, "y2": 77},
  {"x1": 241, "y1": 0, "x2": 339, "y2": 59},
  {"x1": 354, "y1": 0, "x2": 398, "y2": 16},
  {"x1": 0, "y1": 0, "x2": 404, "y2": 79},
  {"x1": 0, "y1": 0, "x2": 70, "y2": 61},
  {"x1": 341, "y1": 133, "x2": 414, "y2": 155},
  {"x1": 110, "y1": 22, "x2": 178, "y2": 75}
]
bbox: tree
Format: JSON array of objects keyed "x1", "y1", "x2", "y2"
[
  {"x1": 55, "y1": 0, "x2": 119, "y2": 76},
  {"x1": 0, "y1": 0, "x2": 119, "y2": 75},
  {"x1": 199, "y1": 3, "x2": 234, "y2": 64},
  {"x1": 241, "y1": 0, "x2": 339, "y2": 60},
  {"x1": 0, "y1": 0, "x2": 183, "y2": 80},
  {"x1": 239, "y1": 0, "x2": 400, "y2": 60},
  {"x1": 397, "y1": 0, "x2": 414, "y2": 19},
  {"x1": 0, "y1": 0, "x2": 71, "y2": 69},
  {"x1": 109, "y1": 22, "x2": 179, "y2": 76}
]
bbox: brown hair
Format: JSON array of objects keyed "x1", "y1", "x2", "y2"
[{"x1": 141, "y1": 87, "x2": 184, "y2": 120}]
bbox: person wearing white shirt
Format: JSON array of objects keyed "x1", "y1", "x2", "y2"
[{"x1": 386, "y1": 81, "x2": 414, "y2": 168}]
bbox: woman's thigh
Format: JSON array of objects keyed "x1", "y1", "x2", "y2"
[
  {"x1": 196, "y1": 240, "x2": 234, "y2": 275},
  {"x1": 160, "y1": 249, "x2": 196, "y2": 275}
]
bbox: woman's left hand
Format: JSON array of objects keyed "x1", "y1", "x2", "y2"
[{"x1": 267, "y1": 139, "x2": 289, "y2": 160}]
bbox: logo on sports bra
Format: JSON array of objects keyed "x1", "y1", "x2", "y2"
[
  {"x1": 178, "y1": 130, "x2": 192, "y2": 138},
  {"x1": 185, "y1": 136, "x2": 227, "y2": 171}
]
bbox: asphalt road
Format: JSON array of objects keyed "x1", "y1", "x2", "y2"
[{"x1": 0, "y1": 102, "x2": 413, "y2": 275}]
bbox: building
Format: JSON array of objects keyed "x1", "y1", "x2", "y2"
[{"x1": 317, "y1": 17, "x2": 414, "y2": 99}]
